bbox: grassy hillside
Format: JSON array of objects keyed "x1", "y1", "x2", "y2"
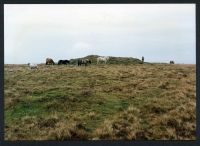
[
  {"x1": 4, "y1": 63, "x2": 196, "y2": 140},
  {"x1": 70, "y1": 55, "x2": 143, "y2": 65}
]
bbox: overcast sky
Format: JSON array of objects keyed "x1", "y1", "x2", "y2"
[{"x1": 4, "y1": 4, "x2": 195, "y2": 64}]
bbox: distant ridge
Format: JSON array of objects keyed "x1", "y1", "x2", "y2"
[{"x1": 70, "y1": 55, "x2": 144, "y2": 65}]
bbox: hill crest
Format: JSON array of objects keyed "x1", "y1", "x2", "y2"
[{"x1": 70, "y1": 55, "x2": 143, "y2": 64}]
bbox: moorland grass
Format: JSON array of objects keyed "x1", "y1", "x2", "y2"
[{"x1": 4, "y1": 63, "x2": 196, "y2": 140}]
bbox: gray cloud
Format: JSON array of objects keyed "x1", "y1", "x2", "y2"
[{"x1": 4, "y1": 4, "x2": 195, "y2": 64}]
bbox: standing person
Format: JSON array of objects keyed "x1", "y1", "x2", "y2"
[{"x1": 142, "y1": 56, "x2": 144, "y2": 64}]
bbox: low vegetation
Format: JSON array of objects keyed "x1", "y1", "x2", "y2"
[
  {"x1": 4, "y1": 57, "x2": 196, "y2": 140},
  {"x1": 70, "y1": 55, "x2": 143, "y2": 65}
]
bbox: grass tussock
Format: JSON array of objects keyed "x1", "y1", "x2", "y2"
[
  {"x1": 93, "y1": 106, "x2": 142, "y2": 140},
  {"x1": 48, "y1": 121, "x2": 88, "y2": 140}
]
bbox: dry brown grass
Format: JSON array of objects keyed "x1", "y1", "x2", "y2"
[
  {"x1": 93, "y1": 106, "x2": 142, "y2": 140},
  {"x1": 47, "y1": 121, "x2": 88, "y2": 140}
]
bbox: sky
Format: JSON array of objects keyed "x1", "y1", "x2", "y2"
[{"x1": 4, "y1": 4, "x2": 196, "y2": 64}]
